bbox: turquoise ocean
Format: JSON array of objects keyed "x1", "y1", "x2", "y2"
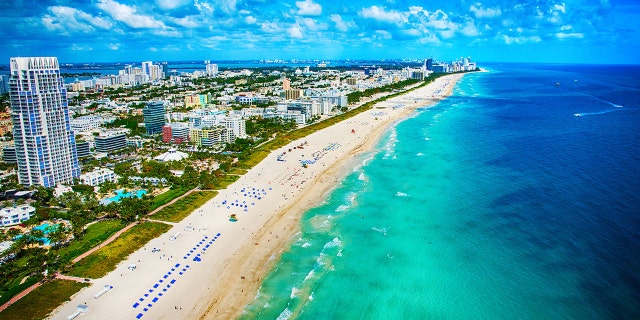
[{"x1": 240, "y1": 64, "x2": 640, "y2": 319}]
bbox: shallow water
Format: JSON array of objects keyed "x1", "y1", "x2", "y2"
[{"x1": 240, "y1": 64, "x2": 640, "y2": 319}]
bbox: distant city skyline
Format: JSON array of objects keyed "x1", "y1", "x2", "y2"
[{"x1": 1, "y1": 0, "x2": 639, "y2": 64}]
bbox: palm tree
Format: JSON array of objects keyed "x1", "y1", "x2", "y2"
[{"x1": 47, "y1": 226, "x2": 69, "y2": 248}]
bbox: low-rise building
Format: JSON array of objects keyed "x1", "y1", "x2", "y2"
[
  {"x1": 0, "y1": 204, "x2": 35, "y2": 227},
  {"x1": 162, "y1": 123, "x2": 190, "y2": 143},
  {"x1": 79, "y1": 168, "x2": 116, "y2": 186},
  {"x1": 54, "y1": 185, "x2": 73, "y2": 198},
  {"x1": 263, "y1": 112, "x2": 306, "y2": 126},
  {"x1": 190, "y1": 126, "x2": 232, "y2": 146},
  {"x1": 2, "y1": 146, "x2": 16, "y2": 163}
]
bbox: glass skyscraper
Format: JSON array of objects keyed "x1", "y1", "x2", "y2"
[
  {"x1": 9, "y1": 57, "x2": 80, "y2": 187},
  {"x1": 143, "y1": 101, "x2": 166, "y2": 135}
]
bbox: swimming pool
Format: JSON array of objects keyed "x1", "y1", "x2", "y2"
[
  {"x1": 100, "y1": 189, "x2": 147, "y2": 205},
  {"x1": 15, "y1": 223, "x2": 60, "y2": 246}
]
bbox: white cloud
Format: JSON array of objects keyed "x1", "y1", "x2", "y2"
[
  {"x1": 502, "y1": 35, "x2": 542, "y2": 44},
  {"x1": 194, "y1": 0, "x2": 215, "y2": 15},
  {"x1": 402, "y1": 29, "x2": 421, "y2": 37},
  {"x1": 375, "y1": 30, "x2": 392, "y2": 40},
  {"x1": 216, "y1": 0, "x2": 238, "y2": 15},
  {"x1": 419, "y1": 33, "x2": 440, "y2": 45},
  {"x1": 245, "y1": 16, "x2": 257, "y2": 24},
  {"x1": 156, "y1": 0, "x2": 190, "y2": 10},
  {"x1": 551, "y1": 3, "x2": 566, "y2": 14},
  {"x1": 153, "y1": 28, "x2": 182, "y2": 37},
  {"x1": 108, "y1": 43, "x2": 120, "y2": 50},
  {"x1": 556, "y1": 32, "x2": 584, "y2": 39},
  {"x1": 547, "y1": 2, "x2": 567, "y2": 24},
  {"x1": 560, "y1": 25, "x2": 572, "y2": 31},
  {"x1": 469, "y1": 3, "x2": 502, "y2": 18},
  {"x1": 261, "y1": 21, "x2": 283, "y2": 33},
  {"x1": 330, "y1": 14, "x2": 349, "y2": 32},
  {"x1": 296, "y1": 0, "x2": 322, "y2": 16},
  {"x1": 439, "y1": 29, "x2": 455, "y2": 39},
  {"x1": 169, "y1": 16, "x2": 200, "y2": 28},
  {"x1": 70, "y1": 43, "x2": 93, "y2": 51},
  {"x1": 96, "y1": 0, "x2": 164, "y2": 29},
  {"x1": 42, "y1": 6, "x2": 112, "y2": 33},
  {"x1": 288, "y1": 24, "x2": 304, "y2": 38},
  {"x1": 360, "y1": 6, "x2": 405, "y2": 24},
  {"x1": 301, "y1": 17, "x2": 327, "y2": 31},
  {"x1": 461, "y1": 21, "x2": 480, "y2": 36},
  {"x1": 150, "y1": 47, "x2": 158, "y2": 52}
]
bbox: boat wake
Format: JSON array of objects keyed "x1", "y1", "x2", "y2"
[{"x1": 574, "y1": 107, "x2": 623, "y2": 117}]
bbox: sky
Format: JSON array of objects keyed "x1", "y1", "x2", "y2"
[{"x1": 1, "y1": 0, "x2": 639, "y2": 64}]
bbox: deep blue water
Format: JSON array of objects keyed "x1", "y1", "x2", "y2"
[{"x1": 240, "y1": 64, "x2": 640, "y2": 319}]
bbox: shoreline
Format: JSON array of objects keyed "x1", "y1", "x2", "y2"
[
  {"x1": 195, "y1": 73, "x2": 465, "y2": 319},
  {"x1": 48, "y1": 73, "x2": 465, "y2": 320}
]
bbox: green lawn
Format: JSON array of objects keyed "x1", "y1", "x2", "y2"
[
  {"x1": 216, "y1": 175, "x2": 240, "y2": 189},
  {"x1": 150, "y1": 191, "x2": 217, "y2": 223},
  {"x1": 151, "y1": 187, "x2": 189, "y2": 210},
  {"x1": 54, "y1": 219, "x2": 127, "y2": 263},
  {"x1": 0, "y1": 274, "x2": 43, "y2": 306},
  {"x1": 0, "y1": 279, "x2": 89, "y2": 320},
  {"x1": 66, "y1": 222, "x2": 171, "y2": 278}
]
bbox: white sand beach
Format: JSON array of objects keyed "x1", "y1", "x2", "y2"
[{"x1": 49, "y1": 73, "x2": 464, "y2": 320}]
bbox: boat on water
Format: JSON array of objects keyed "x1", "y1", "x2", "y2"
[{"x1": 574, "y1": 113, "x2": 582, "y2": 117}]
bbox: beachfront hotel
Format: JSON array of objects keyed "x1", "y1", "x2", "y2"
[{"x1": 8, "y1": 57, "x2": 80, "y2": 187}]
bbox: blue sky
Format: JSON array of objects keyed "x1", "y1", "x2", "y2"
[{"x1": 1, "y1": 0, "x2": 638, "y2": 64}]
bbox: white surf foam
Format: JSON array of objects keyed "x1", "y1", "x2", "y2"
[
  {"x1": 276, "y1": 308, "x2": 292, "y2": 320},
  {"x1": 290, "y1": 287, "x2": 299, "y2": 299},
  {"x1": 304, "y1": 270, "x2": 315, "y2": 282},
  {"x1": 371, "y1": 227, "x2": 388, "y2": 236},
  {"x1": 323, "y1": 237, "x2": 342, "y2": 249}
]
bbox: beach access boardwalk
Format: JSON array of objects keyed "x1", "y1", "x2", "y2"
[{"x1": 0, "y1": 187, "x2": 199, "y2": 314}]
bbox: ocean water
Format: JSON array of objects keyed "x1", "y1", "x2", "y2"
[{"x1": 240, "y1": 64, "x2": 640, "y2": 319}]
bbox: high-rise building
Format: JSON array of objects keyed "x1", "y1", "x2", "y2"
[
  {"x1": 206, "y1": 63, "x2": 218, "y2": 76},
  {"x1": 141, "y1": 61, "x2": 153, "y2": 76},
  {"x1": 143, "y1": 101, "x2": 166, "y2": 135},
  {"x1": 0, "y1": 74, "x2": 9, "y2": 94},
  {"x1": 9, "y1": 57, "x2": 80, "y2": 187},
  {"x1": 426, "y1": 58, "x2": 433, "y2": 71}
]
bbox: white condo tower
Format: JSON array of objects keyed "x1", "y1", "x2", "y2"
[{"x1": 9, "y1": 57, "x2": 80, "y2": 187}]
